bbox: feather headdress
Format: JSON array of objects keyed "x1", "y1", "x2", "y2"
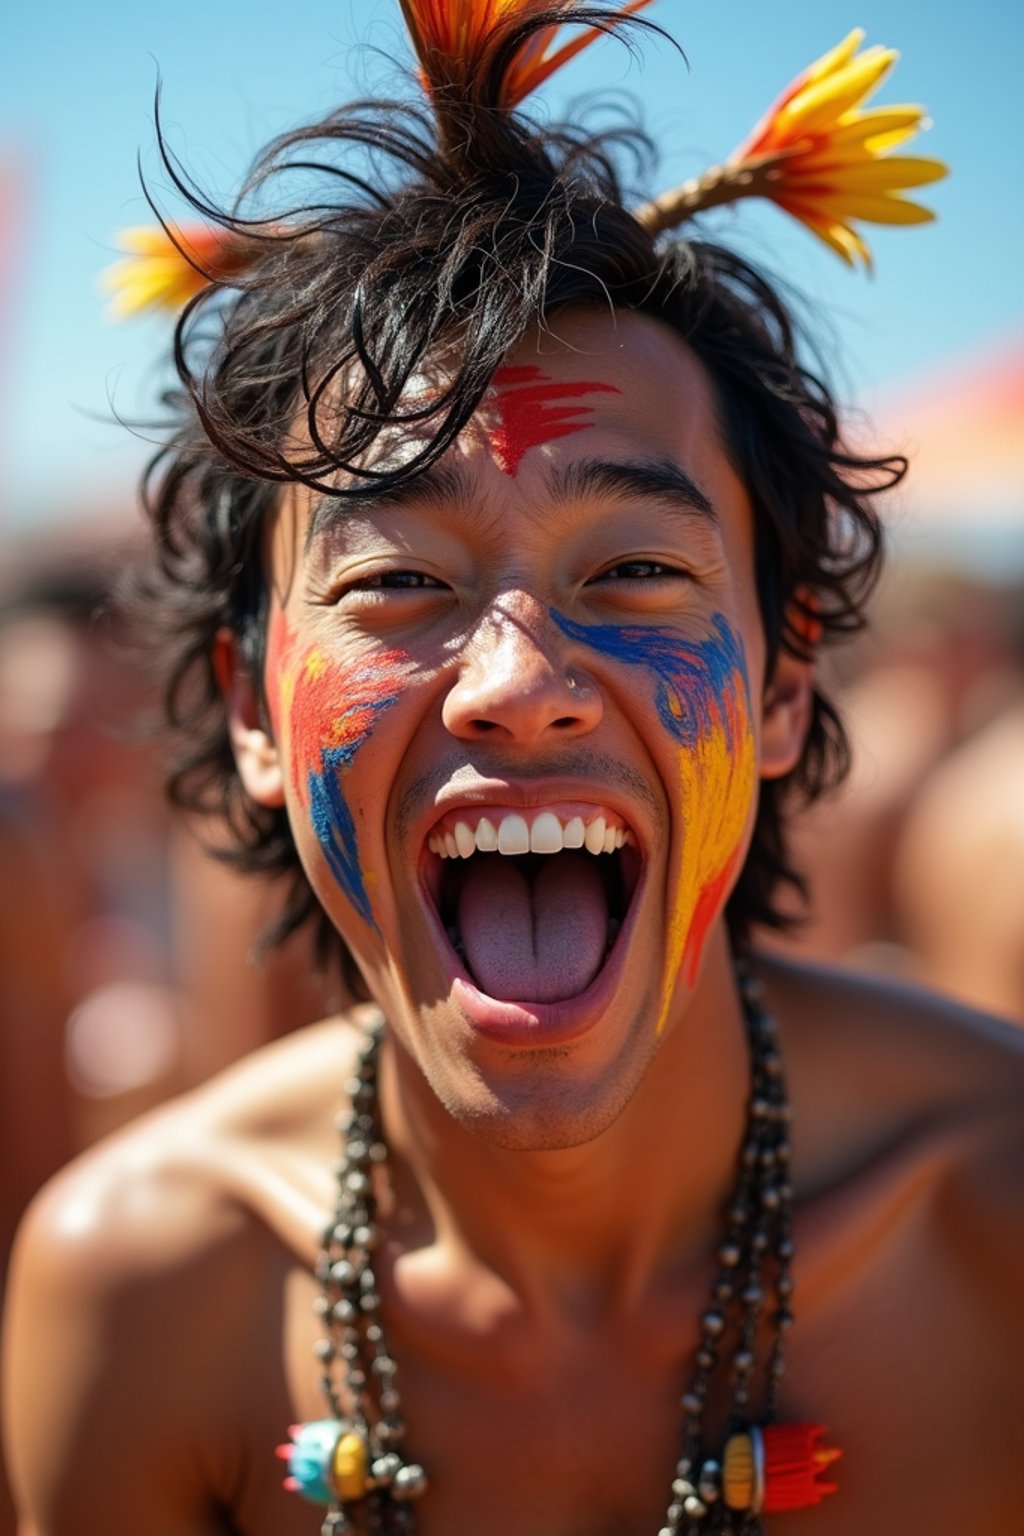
[{"x1": 103, "y1": 2, "x2": 945, "y2": 316}]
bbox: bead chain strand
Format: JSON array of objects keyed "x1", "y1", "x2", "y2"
[
  {"x1": 313, "y1": 967, "x2": 792, "y2": 1536},
  {"x1": 660, "y1": 962, "x2": 794, "y2": 1534}
]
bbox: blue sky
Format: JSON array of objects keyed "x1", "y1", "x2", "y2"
[{"x1": 3, "y1": 0, "x2": 1022, "y2": 531}]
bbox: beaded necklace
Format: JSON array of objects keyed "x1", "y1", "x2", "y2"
[{"x1": 280, "y1": 966, "x2": 840, "y2": 1533}]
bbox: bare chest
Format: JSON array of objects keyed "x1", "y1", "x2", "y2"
[{"x1": 228, "y1": 1229, "x2": 1018, "y2": 1536}]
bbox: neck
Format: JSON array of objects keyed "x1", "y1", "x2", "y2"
[{"x1": 379, "y1": 932, "x2": 752, "y2": 1317}]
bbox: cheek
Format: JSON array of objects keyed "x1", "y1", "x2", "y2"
[
  {"x1": 550, "y1": 609, "x2": 757, "y2": 1020},
  {"x1": 269, "y1": 615, "x2": 410, "y2": 930},
  {"x1": 668, "y1": 638, "x2": 756, "y2": 993}
]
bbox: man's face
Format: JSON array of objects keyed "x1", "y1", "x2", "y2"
[{"x1": 246, "y1": 309, "x2": 805, "y2": 1147}]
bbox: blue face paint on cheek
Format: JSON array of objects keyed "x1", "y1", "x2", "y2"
[{"x1": 551, "y1": 610, "x2": 752, "y2": 747}]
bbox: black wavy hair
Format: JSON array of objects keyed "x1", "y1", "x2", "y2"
[{"x1": 133, "y1": 6, "x2": 902, "y2": 993}]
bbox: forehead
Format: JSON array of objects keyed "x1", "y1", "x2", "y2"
[{"x1": 278, "y1": 308, "x2": 749, "y2": 557}]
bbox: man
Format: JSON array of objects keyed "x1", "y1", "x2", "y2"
[{"x1": 4, "y1": 6, "x2": 1023, "y2": 1534}]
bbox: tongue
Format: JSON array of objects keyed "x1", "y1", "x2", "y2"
[{"x1": 456, "y1": 852, "x2": 609, "y2": 1003}]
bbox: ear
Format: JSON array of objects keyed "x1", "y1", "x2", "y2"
[
  {"x1": 213, "y1": 628, "x2": 285, "y2": 808},
  {"x1": 759, "y1": 641, "x2": 815, "y2": 782}
]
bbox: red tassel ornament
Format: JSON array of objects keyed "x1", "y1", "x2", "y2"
[{"x1": 722, "y1": 1424, "x2": 841, "y2": 1515}]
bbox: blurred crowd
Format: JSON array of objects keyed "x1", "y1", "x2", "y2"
[
  {"x1": 0, "y1": 511, "x2": 1022, "y2": 1533},
  {"x1": 0, "y1": 526, "x2": 341, "y2": 1303}
]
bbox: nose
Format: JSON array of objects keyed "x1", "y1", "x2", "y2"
[{"x1": 442, "y1": 601, "x2": 603, "y2": 744}]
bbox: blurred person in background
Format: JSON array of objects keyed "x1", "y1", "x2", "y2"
[
  {"x1": 761, "y1": 572, "x2": 1024, "y2": 1021},
  {"x1": 0, "y1": 541, "x2": 335, "y2": 1199}
]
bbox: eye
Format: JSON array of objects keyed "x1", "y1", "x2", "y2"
[
  {"x1": 595, "y1": 559, "x2": 687, "y2": 583},
  {"x1": 350, "y1": 569, "x2": 445, "y2": 591}
]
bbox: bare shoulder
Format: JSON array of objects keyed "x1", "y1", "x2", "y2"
[
  {"x1": 761, "y1": 950, "x2": 1024, "y2": 1115},
  {"x1": 2, "y1": 1009, "x2": 370, "y2": 1535},
  {"x1": 760, "y1": 952, "x2": 1024, "y2": 1292},
  {"x1": 13, "y1": 1006, "x2": 369, "y2": 1271}
]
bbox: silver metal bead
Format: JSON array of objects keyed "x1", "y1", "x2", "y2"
[
  {"x1": 370, "y1": 1453, "x2": 401, "y2": 1487},
  {"x1": 392, "y1": 1463, "x2": 428, "y2": 1500},
  {"x1": 683, "y1": 1495, "x2": 707, "y2": 1519},
  {"x1": 701, "y1": 1309, "x2": 725, "y2": 1337}
]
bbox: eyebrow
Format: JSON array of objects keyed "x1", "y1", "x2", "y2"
[
  {"x1": 305, "y1": 453, "x2": 717, "y2": 550},
  {"x1": 305, "y1": 462, "x2": 471, "y2": 550},
  {"x1": 549, "y1": 457, "x2": 718, "y2": 523}
]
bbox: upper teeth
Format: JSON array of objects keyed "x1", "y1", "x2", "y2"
[{"x1": 429, "y1": 811, "x2": 633, "y2": 859}]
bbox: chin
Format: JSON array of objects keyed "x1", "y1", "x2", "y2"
[{"x1": 381, "y1": 967, "x2": 665, "y2": 1153}]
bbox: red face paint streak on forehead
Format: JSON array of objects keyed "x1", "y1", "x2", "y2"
[{"x1": 488, "y1": 365, "x2": 620, "y2": 476}]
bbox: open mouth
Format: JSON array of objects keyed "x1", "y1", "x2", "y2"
[{"x1": 421, "y1": 806, "x2": 643, "y2": 1006}]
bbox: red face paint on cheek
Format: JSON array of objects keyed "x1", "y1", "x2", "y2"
[{"x1": 488, "y1": 366, "x2": 620, "y2": 476}]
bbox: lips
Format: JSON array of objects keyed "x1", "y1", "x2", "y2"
[{"x1": 417, "y1": 801, "x2": 644, "y2": 1037}]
